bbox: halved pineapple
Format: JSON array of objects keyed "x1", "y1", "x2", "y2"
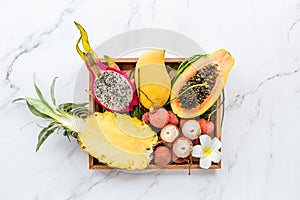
[
  {"x1": 15, "y1": 77, "x2": 158, "y2": 170},
  {"x1": 77, "y1": 112, "x2": 158, "y2": 170}
]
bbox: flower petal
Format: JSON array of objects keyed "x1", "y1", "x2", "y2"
[
  {"x1": 192, "y1": 145, "x2": 202, "y2": 158},
  {"x1": 200, "y1": 135, "x2": 211, "y2": 147},
  {"x1": 211, "y1": 137, "x2": 221, "y2": 151},
  {"x1": 210, "y1": 150, "x2": 221, "y2": 163},
  {"x1": 199, "y1": 156, "x2": 212, "y2": 169}
]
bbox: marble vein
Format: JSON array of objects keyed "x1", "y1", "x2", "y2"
[
  {"x1": 150, "y1": 0, "x2": 156, "y2": 20},
  {"x1": 288, "y1": 18, "x2": 300, "y2": 41},
  {"x1": 227, "y1": 68, "x2": 300, "y2": 110},
  {"x1": 126, "y1": 0, "x2": 140, "y2": 31},
  {"x1": 198, "y1": 175, "x2": 216, "y2": 193},
  {"x1": 65, "y1": 171, "x2": 119, "y2": 200},
  {"x1": 3, "y1": 0, "x2": 78, "y2": 90},
  {"x1": 66, "y1": 145, "x2": 79, "y2": 158},
  {"x1": 4, "y1": 42, "x2": 40, "y2": 90},
  {"x1": 135, "y1": 171, "x2": 162, "y2": 200},
  {"x1": 220, "y1": 98, "x2": 261, "y2": 198},
  {"x1": 87, "y1": 171, "x2": 120, "y2": 192},
  {"x1": 262, "y1": 118, "x2": 276, "y2": 199}
]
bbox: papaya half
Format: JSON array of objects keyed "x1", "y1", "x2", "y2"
[{"x1": 170, "y1": 49, "x2": 234, "y2": 118}]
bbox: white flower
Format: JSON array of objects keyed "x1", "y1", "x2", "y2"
[{"x1": 192, "y1": 135, "x2": 222, "y2": 169}]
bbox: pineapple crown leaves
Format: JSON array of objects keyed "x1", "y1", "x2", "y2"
[{"x1": 13, "y1": 75, "x2": 90, "y2": 152}]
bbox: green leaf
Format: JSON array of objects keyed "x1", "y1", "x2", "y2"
[
  {"x1": 76, "y1": 102, "x2": 89, "y2": 106},
  {"x1": 172, "y1": 54, "x2": 207, "y2": 85},
  {"x1": 25, "y1": 98, "x2": 58, "y2": 118},
  {"x1": 33, "y1": 76, "x2": 73, "y2": 122},
  {"x1": 36, "y1": 123, "x2": 58, "y2": 152},
  {"x1": 13, "y1": 97, "x2": 52, "y2": 119},
  {"x1": 26, "y1": 101, "x2": 52, "y2": 120},
  {"x1": 64, "y1": 130, "x2": 72, "y2": 142},
  {"x1": 33, "y1": 75, "x2": 53, "y2": 110},
  {"x1": 36, "y1": 123, "x2": 46, "y2": 129},
  {"x1": 58, "y1": 103, "x2": 74, "y2": 112},
  {"x1": 12, "y1": 97, "x2": 26, "y2": 103},
  {"x1": 58, "y1": 102, "x2": 90, "y2": 118},
  {"x1": 50, "y1": 77, "x2": 58, "y2": 107},
  {"x1": 71, "y1": 104, "x2": 90, "y2": 113},
  {"x1": 33, "y1": 75, "x2": 47, "y2": 103},
  {"x1": 15, "y1": 76, "x2": 81, "y2": 148},
  {"x1": 15, "y1": 96, "x2": 73, "y2": 131},
  {"x1": 14, "y1": 78, "x2": 67, "y2": 121}
]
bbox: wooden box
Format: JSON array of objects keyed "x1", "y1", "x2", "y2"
[{"x1": 89, "y1": 58, "x2": 223, "y2": 170}]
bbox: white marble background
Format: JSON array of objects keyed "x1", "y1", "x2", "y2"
[{"x1": 1, "y1": 0, "x2": 299, "y2": 199}]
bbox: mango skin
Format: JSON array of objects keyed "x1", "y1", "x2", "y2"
[{"x1": 135, "y1": 49, "x2": 171, "y2": 109}]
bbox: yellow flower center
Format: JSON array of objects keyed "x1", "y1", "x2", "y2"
[{"x1": 202, "y1": 146, "x2": 213, "y2": 157}]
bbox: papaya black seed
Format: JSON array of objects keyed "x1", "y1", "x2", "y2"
[{"x1": 178, "y1": 64, "x2": 218, "y2": 109}]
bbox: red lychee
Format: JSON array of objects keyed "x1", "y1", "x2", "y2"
[{"x1": 199, "y1": 118, "x2": 215, "y2": 134}]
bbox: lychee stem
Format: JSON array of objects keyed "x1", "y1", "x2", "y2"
[{"x1": 187, "y1": 154, "x2": 193, "y2": 175}]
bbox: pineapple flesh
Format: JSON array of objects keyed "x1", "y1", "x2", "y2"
[{"x1": 78, "y1": 112, "x2": 158, "y2": 170}]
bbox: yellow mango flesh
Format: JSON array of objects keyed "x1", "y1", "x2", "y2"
[{"x1": 135, "y1": 49, "x2": 171, "y2": 109}]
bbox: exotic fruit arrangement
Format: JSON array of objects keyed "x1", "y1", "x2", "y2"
[{"x1": 14, "y1": 22, "x2": 235, "y2": 173}]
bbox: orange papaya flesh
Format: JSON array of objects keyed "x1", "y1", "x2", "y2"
[{"x1": 170, "y1": 49, "x2": 234, "y2": 118}]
